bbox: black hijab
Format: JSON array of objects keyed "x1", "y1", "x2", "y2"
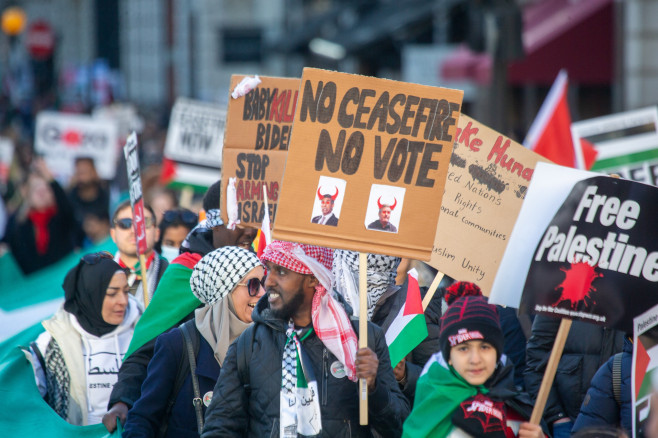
[{"x1": 63, "y1": 255, "x2": 126, "y2": 337}]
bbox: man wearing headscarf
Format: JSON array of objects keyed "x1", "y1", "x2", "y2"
[{"x1": 202, "y1": 240, "x2": 409, "y2": 437}]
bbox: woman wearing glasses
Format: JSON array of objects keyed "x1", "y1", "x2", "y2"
[
  {"x1": 123, "y1": 246, "x2": 264, "y2": 438},
  {"x1": 28, "y1": 251, "x2": 141, "y2": 425}
]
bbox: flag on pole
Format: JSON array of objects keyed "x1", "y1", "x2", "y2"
[
  {"x1": 385, "y1": 268, "x2": 428, "y2": 367},
  {"x1": 523, "y1": 69, "x2": 598, "y2": 170},
  {"x1": 257, "y1": 185, "x2": 272, "y2": 258}
]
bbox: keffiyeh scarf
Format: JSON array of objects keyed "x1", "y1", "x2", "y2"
[
  {"x1": 332, "y1": 249, "x2": 401, "y2": 319},
  {"x1": 280, "y1": 320, "x2": 322, "y2": 437},
  {"x1": 260, "y1": 240, "x2": 358, "y2": 382}
]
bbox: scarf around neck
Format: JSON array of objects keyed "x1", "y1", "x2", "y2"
[
  {"x1": 194, "y1": 293, "x2": 249, "y2": 366},
  {"x1": 402, "y1": 354, "x2": 489, "y2": 438},
  {"x1": 28, "y1": 205, "x2": 57, "y2": 255}
]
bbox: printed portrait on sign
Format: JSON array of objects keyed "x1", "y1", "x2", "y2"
[
  {"x1": 310, "y1": 175, "x2": 347, "y2": 227},
  {"x1": 364, "y1": 184, "x2": 406, "y2": 233}
]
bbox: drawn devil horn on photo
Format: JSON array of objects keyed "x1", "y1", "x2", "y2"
[
  {"x1": 377, "y1": 196, "x2": 397, "y2": 210},
  {"x1": 317, "y1": 186, "x2": 339, "y2": 201}
]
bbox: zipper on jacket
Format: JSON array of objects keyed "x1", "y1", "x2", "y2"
[{"x1": 322, "y1": 348, "x2": 328, "y2": 406}]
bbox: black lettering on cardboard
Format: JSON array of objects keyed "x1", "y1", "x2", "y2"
[
  {"x1": 243, "y1": 92, "x2": 254, "y2": 120},
  {"x1": 367, "y1": 91, "x2": 389, "y2": 132},
  {"x1": 400, "y1": 95, "x2": 420, "y2": 136},
  {"x1": 255, "y1": 123, "x2": 266, "y2": 150},
  {"x1": 341, "y1": 131, "x2": 364, "y2": 175},
  {"x1": 386, "y1": 93, "x2": 405, "y2": 135},
  {"x1": 404, "y1": 141, "x2": 425, "y2": 184},
  {"x1": 413, "y1": 98, "x2": 434, "y2": 138},
  {"x1": 236, "y1": 153, "x2": 247, "y2": 178},
  {"x1": 338, "y1": 87, "x2": 359, "y2": 129},
  {"x1": 314, "y1": 129, "x2": 344, "y2": 173},
  {"x1": 387, "y1": 138, "x2": 408, "y2": 182},
  {"x1": 374, "y1": 136, "x2": 397, "y2": 180},
  {"x1": 417, "y1": 142, "x2": 442, "y2": 187},
  {"x1": 300, "y1": 80, "x2": 337, "y2": 123},
  {"x1": 354, "y1": 89, "x2": 375, "y2": 130}
]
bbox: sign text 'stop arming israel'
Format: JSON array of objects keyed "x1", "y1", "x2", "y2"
[
  {"x1": 490, "y1": 162, "x2": 658, "y2": 333},
  {"x1": 35, "y1": 112, "x2": 119, "y2": 181},
  {"x1": 164, "y1": 98, "x2": 226, "y2": 167}
]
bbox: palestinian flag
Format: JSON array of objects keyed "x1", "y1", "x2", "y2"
[
  {"x1": 385, "y1": 268, "x2": 428, "y2": 367},
  {"x1": 125, "y1": 252, "x2": 202, "y2": 356}
]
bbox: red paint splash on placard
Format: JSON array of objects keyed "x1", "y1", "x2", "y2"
[{"x1": 552, "y1": 262, "x2": 603, "y2": 310}]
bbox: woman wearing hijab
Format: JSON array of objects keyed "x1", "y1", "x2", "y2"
[
  {"x1": 29, "y1": 251, "x2": 141, "y2": 425},
  {"x1": 123, "y1": 246, "x2": 265, "y2": 438}
]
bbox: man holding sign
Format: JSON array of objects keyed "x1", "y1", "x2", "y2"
[{"x1": 202, "y1": 240, "x2": 408, "y2": 437}]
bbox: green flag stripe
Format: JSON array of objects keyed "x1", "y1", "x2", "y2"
[{"x1": 592, "y1": 148, "x2": 658, "y2": 170}]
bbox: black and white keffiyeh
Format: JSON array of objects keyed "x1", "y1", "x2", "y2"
[
  {"x1": 205, "y1": 208, "x2": 224, "y2": 228},
  {"x1": 280, "y1": 320, "x2": 322, "y2": 438},
  {"x1": 332, "y1": 249, "x2": 401, "y2": 319},
  {"x1": 190, "y1": 246, "x2": 260, "y2": 305}
]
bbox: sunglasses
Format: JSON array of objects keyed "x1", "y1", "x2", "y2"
[
  {"x1": 81, "y1": 251, "x2": 114, "y2": 265},
  {"x1": 237, "y1": 277, "x2": 265, "y2": 297},
  {"x1": 163, "y1": 210, "x2": 198, "y2": 227},
  {"x1": 114, "y1": 217, "x2": 155, "y2": 230}
]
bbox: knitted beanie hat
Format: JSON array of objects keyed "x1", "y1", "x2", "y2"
[
  {"x1": 439, "y1": 295, "x2": 503, "y2": 363},
  {"x1": 190, "y1": 246, "x2": 261, "y2": 305},
  {"x1": 444, "y1": 281, "x2": 483, "y2": 305}
]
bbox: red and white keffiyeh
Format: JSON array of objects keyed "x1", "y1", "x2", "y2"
[{"x1": 261, "y1": 240, "x2": 358, "y2": 381}]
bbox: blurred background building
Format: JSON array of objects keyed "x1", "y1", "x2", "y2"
[{"x1": 0, "y1": 0, "x2": 656, "y2": 139}]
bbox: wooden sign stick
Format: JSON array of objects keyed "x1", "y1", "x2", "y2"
[
  {"x1": 139, "y1": 253, "x2": 150, "y2": 308},
  {"x1": 179, "y1": 186, "x2": 194, "y2": 209},
  {"x1": 422, "y1": 271, "x2": 445, "y2": 311},
  {"x1": 529, "y1": 318, "x2": 573, "y2": 424},
  {"x1": 359, "y1": 252, "x2": 368, "y2": 425}
]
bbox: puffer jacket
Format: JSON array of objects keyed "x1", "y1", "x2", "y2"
[
  {"x1": 524, "y1": 315, "x2": 624, "y2": 424},
  {"x1": 201, "y1": 296, "x2": 410, "y2": 437},
  {"x1": 571, "y1": 337, "x2": 633, "y2": 435}
]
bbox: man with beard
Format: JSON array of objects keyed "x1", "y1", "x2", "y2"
[
  {"x1": 202, "y1": 240, "x2": 409, "y2": 437},
  {"x1": 367, "y1": 198, "x2": 398, "y2": 233}
]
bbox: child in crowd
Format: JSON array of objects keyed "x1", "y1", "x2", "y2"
[{"x1": 403, "y1": 295, "x2": 549, "y2": 437}]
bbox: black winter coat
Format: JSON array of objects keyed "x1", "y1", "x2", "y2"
[
  {"x1": 571, "y1": 338, "x2": 633, "y2": 435},
  {"x1": 370, "y1": 281, "x2": 442, "y2": 405},
  {"x1": 3, "y1": 180, "x2": 79, "y2": 274},
  {"x1": 524, "y1": 315, "x2": 624, "y2": 424},
  {"x1": 201, "y1": 296, "x2": 410, "y2": 437}
]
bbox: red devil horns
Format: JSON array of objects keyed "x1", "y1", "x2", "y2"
[
  {"x1": 377, "y1": 196, "x2": 398, "y2": 210},
  {"x1": 317, "y1": 186, "x2": 339, "y2": 201}
]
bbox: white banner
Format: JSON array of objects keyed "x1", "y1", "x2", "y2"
[
  {"x1": 35, "y1": 112, "x2": 120, "y2": 181},
  {"x1": 164, "y1": 98, "x2": 226, "y2": 168}
]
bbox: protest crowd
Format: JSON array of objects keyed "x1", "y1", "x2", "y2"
[{"x1": 2, "y1": 24, "x2": 658, "y2": 438}]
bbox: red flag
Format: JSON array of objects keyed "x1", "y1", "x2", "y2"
[{"x1": 524, "y1": 70, "x2": 598, "y2": 169}]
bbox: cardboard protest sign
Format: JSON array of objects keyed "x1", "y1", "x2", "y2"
[
  {"x1": 429, "y1": 115, "x2": 550, "y2": 294},
  {"x1": 35, "y1": 111, "x2": 119, "y2": 181},
  {"x1": 221, "y1": 75, "x2": 299, "y2": 227},
  {"x1": 573, "y1": 106, "x2": 658, "y2": 185},
  {"x1": 0, "y1": 137, "x2": 13, "y2": 185},
  {"x1": 123, "y1": 132, "x2": 148, "y2": 255},
  {"x1": 163, "y1": 98, "x2": 226, "y2": 189},
  {"x1": 633, "y1": 303, "x2": 658, "y2": 437},
  {"x1": 273, "y1": 68, "x2": 463, "y2": 260},
  {"x1": 489, "y1": 162, "x2": 658, "y2": 333}
]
